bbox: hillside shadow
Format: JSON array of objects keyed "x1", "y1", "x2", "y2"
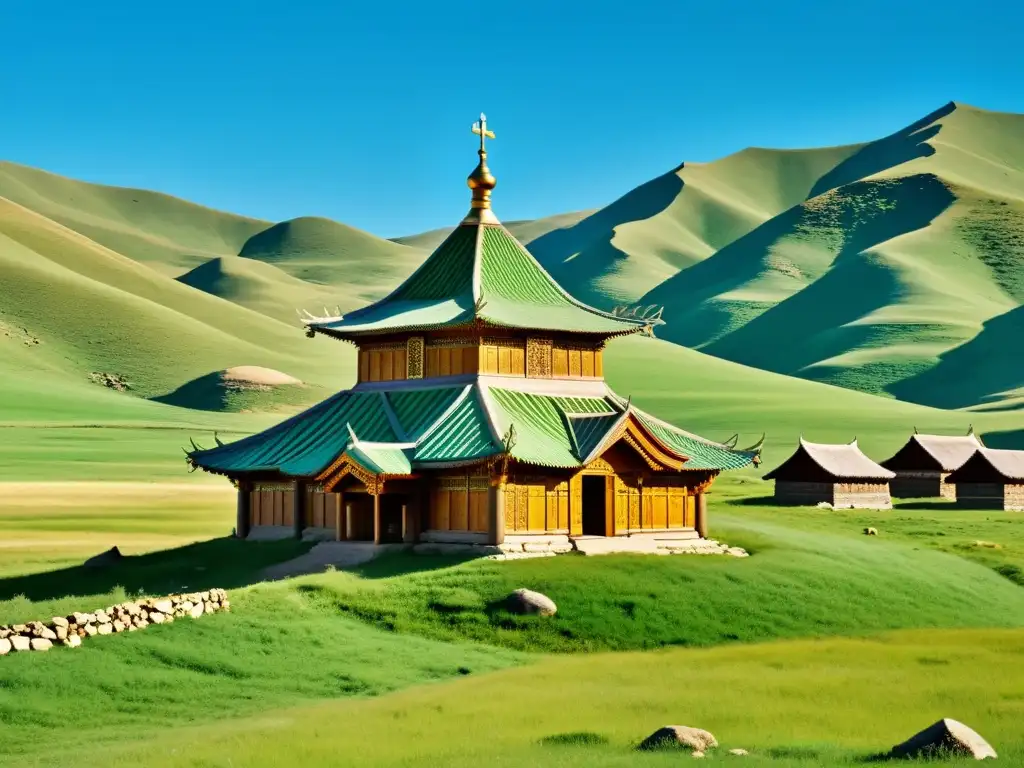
[
  {"x1": 808, "y1": 102, "x2": 953, "y2": 199},
  {"x1": 700, "y1": 174, "x2": 957, "y2": 373},
  {"x1": 349, "y1": 552, "x2": 486, "y2": 579},
  {"x1": 642, "y1": 205, "x2": 807, "y2": 346},
  {"x1": 0, "y1": 538, "x2": 311, "y2": 604},
  {"x1": 890, "y1": 305, "x2": 1024, "y2": 409},
  {"x1": 981, "y1": 429, "x2": 1024, "y2": 450},
  {"x1": 527, "y1": 169, "x2": 684, "y2": 304}
]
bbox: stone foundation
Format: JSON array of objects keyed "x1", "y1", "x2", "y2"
[{"x1": 0, "y1": 589, "x2": 230, "y2": 656}]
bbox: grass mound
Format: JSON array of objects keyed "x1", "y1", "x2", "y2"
[{"x1": 153, "y1": 366, "x2": 316, "y2": 412}]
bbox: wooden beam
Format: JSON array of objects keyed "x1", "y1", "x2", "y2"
[
  {"x1": 236, "y1": 481, "x2": 251, "y2": 540},
  {"x1": 334, "y1": 491, "x2": 344, "y2": 541},
  {"x1": 401, "y1": 504, "x2": 411, "y2": 543},
  {"x1": 488, "y1": 482, "x2": 505, "y2": 545},
  {"x1": 373, "y1": 493, "x2": 382, "y2": 545},
  {"x1": 292, "y1": 480, "x2": 306, "y2": 540},
  {"x1": 695, "y1": 492, "x2": 708, "y2": 539},
  {"x1": 345, "y1": 502, "x2": 353, "y2": 540}
]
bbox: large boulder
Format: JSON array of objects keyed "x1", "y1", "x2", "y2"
[
  {"x1": 890, "y1": 719, "x2": 996, "y2": 760},
  {"x1": 638, "y1": 726, "x2": 719, "y2": 753},
  {"x1": 0, "y1": 638, "x2": 10, "y2": 655},
  {"x1": 506, "y1": 589, "x2": 557, "y2": 616},
  {"x1": 29, "y1": 638, "x2": 53, "y2": 651},
  {"x1": 10, "y1": 635, "x2": 31, "y2": 652}
]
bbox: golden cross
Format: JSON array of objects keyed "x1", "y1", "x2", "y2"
[{"x1": 471, "y1": 112, "x2": 495, "y2": 152}]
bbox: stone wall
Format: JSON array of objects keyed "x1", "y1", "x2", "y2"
[
  {"x1": 1005, "y1": 483, "x2": 1024, "y2": 512},
  {"x1": 833, "y1": 483, "x2": 892, "y2": 510},
  {"x1": 0, "y1": 589, "x2": 229, "y2": 655}
]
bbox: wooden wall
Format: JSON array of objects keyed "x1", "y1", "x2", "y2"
[
  {"x1": 356, "y1": 335, "x2": 604, "y2": 383},
  {"x1": 249, "y1": 488, "x2": 294, "y2": 527},
  {"x1": 504, "y1": 478, "x2": 570, "y2": 533},
  {"x1": 358, "y1": 346, "x2": 408, "y2": 384},
  {"x1": 611, "y1": 476, "x2": 693, "y2": 533},
  {"x1": 425, "y1": 344, "x2": 478, "y2": 378},
  {"x1": 502, "y1": 474, "x2": 693, "y2": 535},
  {"x1": 428, "y1": 476, "x2": 490, "y2": 532}
]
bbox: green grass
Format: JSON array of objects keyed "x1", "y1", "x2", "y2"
[
  {"x1": 30, "y1": 628, "x2": 1024, "y2": 767},
  {"x1": 1, "y1": 482, "x2": 1023, "y2": 765},
  {"x1": 0, "y1": 583, "x2": 521, "y2": 763}
]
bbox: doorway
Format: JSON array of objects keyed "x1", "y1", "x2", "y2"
[{"x1": 581, "y1": 475, "x2": 608, "y2": 535}]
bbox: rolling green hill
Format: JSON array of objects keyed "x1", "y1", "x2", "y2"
[
  {"x1": 0, "y1": 162, "x2": 426, "y2": 418},
  {"x1": 527, "y1": 103, "x2": 1024, "y2": 410}
]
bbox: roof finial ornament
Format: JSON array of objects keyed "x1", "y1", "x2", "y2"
[{"x1": 466, "y1": 113, "x2": 498, "y2": 223}]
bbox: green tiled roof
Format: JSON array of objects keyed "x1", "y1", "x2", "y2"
[
  {"x1": 347, "y1": 442, "x2": 414, "y2": 476},
  {"x1": 189, "y1": 384, "x2": 758, "y2": 478},
  {"x1": 486, "y1": 388, "x2": 616, "y2": 469},
  {"x1": 387, "y1": 387, "x2": 464, "y2": 441},
  {"x1": 306, "y1": 220, "x2": 649, "y2": 338},
  {"x1": 414, "y1": 389, "x2": 498, "y2": 464},
  {"x1": 634, "y1": 409, "x2": 760, "y2": 471},
  {"x1": 186, "y1": 390, "x2": 398, "y2": 477}
]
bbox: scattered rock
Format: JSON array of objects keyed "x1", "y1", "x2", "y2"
[
  {"x1": 51, "y1": 616, "x2": 69, "y2": 629},
  {"x1": 506, "y1": 588, "x2": 557, "y2": 616},
  {"x1": 0, "y1": 638, "x2": 10, "y2": 655},
  {"x1": 817, "y1": 501, "x2": 833, "y2": 510},
  {"x1": 729, "y1": 748, "x2": 749, "y2": 756},
  {"x1": 864, "y1": 527, "x2": 878, "y2": 536},
  {"x1": 84, "y1": 546, "x2": 123, "y2": 568},
  {"x1": 638, "y1": 726, "x2": 719, "y2": 753},
  {"x1": 89, "y1": 372, "x2": 131, "y2": 391},
  {"x1": 890, "y1": 718, "x2": 996, "y2": 760},
  {"x1": 30, "y1": 638, "x2": 53, "y2": 652},
  {"x1": 63, "y1": 634, "x2": 82, "y2": 648},
  {"x1": 10, "y1": 635, "x2": 30, "y2": 652},
  {"x1": 692, "y1": 751, "x2": 705, "y2": 758}
]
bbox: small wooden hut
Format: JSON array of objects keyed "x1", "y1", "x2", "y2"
[
  {"x1": 880, "y1": 427, "x2": 983, "y2": 499},
  {"x1": 763, "y1": 438, "x2": 895, "y2": 509},
  {"x1": 944, "y1": 448, "x2": 1024, "y2": 511}
]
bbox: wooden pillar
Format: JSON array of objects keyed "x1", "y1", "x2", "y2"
[
  {"x1": 236, "y1": 480, "x2": 251, "y2": 540},
  {"x1": 292, "y1": 480, "x2": 306, "y2": 540},
  {"x1": 488, "y1": 482, "x2": 506, "y2": 545},
  {"x1": 402, "y1": 504, "x2": 413, "y2": 543},
  {"x1": 373, "y1": 492, "x2": 382, "y2": 545},
  {"x1": 345, "y1": 502, "x2": 353, "y2": 540},
  {"x1": 695, "y1": 492, "x2": 708, "y2": 539},
  {"x1": 334, "y1": 491, "x2": 344, "y2": 541}
]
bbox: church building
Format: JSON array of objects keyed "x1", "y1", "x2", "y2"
[{"x1": 186, "y1": 115, "x2": 762, "y2": 553}]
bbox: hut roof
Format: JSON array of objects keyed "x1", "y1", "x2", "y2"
[
  {"x1": 764, "y1": 438, "x2": 895, "y2": 481},
  {"x1": 881, "y1": 429, "x2": 983, "y2": 472},
  {"x1": 946, "y1": 447, "x2": 1024, "y2": 483}
]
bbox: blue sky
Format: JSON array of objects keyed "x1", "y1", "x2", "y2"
[{"x1": 2, "y1": 0, "x2": 1021, "y2": 238}]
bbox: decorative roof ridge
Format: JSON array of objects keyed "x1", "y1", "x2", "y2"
[
  {"x1": 378, "y1": 391, "x2": 408, "y2": 442},
  {"x1": 563, "y1": 410, "x2": 619, "y2": 419},
  {"x1": 346, "y1": 421, "x2": 415, "y2": 451},
  {"x1": 473, "y1": 381, "x2": 507, "y2": 448},
  {"x1": 630, "y1": 402, "x2": 743, "y2": 452},
  {"x1": 412, "y1": 384, "x2": 474, "y2": 448},
  {"x1": 471, "y1": 218, "x2": 486, "y2": 312},
  {"x1": 353, "y1": 375, "x2": 477, "y2": 393}
]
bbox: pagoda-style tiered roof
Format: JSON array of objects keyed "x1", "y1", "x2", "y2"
[
  {"x1": 190, "y1": 378, "x2": 762, "y2": 482},
  {"x1": 187, "y1": 114, "x2": 761, "y2": 486},
  {"x1": 302, "y1": 114, "x2": 652, "y2": 341}
]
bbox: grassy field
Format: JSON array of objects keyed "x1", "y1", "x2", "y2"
[
  {"x1": 1, "y1": 481, "x2": 1023, "y2": 765},
  {"x1": 78, "y1": 628, "x2": 1024, "y2": 767}
]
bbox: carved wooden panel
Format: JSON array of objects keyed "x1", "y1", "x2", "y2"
[
  {"x1": 526, "y1": 338, "x2": 553, "y2": 378},
  {"x1": 406, "y1": 337, "x2": 424, "y2": 379},
  {"x1": 569, "y1": 475, "x2": 583, "y2": 535}
]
